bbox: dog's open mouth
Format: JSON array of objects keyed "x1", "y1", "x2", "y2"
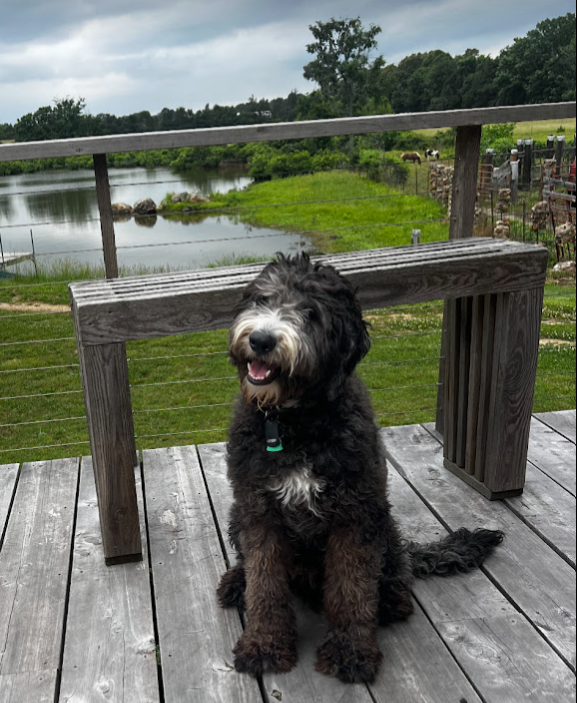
[{"x1": 247, "y1": 359, "x2": 280, "y2": 385}]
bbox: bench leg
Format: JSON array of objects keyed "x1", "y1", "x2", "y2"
[
  {"x1": 78, "y1": 341, "x2": 142, "y2": 564},
  {"x1": 443, "y1": 288, "x2": 543, "y2": 499}
]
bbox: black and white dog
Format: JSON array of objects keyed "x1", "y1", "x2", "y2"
[{"x1": 218, "y1": 253, "x2": 503, "y2": 683}]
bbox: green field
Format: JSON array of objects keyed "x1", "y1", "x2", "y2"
[
  {"x1": 164, "y1": 170, "x2": 449, "y2": 250},
  {"x1": 1, "y1": 170, "x2": 574, "y2": 464},
  {"x1": 415, "y1": 118, "x2": 577, "y2": 144}
]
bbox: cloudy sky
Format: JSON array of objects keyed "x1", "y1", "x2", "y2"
[{"x1": 0, "y1": 0, "x2": 573, "y2": 124}]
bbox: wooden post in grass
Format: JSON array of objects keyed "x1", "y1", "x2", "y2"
[
  {"x1": 522, "y1": 139, "x2": 533, "y2": 191},
  {"x1": 555, "y1": 135, "x2": 566, "y2": 173}
]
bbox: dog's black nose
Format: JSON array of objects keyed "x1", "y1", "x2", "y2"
[{"x1": 249, "y1": 330, "x2": 277, "y2": 355}]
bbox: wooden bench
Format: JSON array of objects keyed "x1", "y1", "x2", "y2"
[{"x1": 69, "y1": 238, "x2": 548, "y2": 564}]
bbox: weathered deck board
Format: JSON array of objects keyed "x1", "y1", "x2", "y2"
[
  {"x1": 0, "y1": 458, "x2": 79, "y2": 695},
  {"x1": 58, "y1": 457, "x2": 159, "y2": 703},
  {"x1": 424, "y1": 419, "x2": 576, "y2": 568},
  {"x1": 536, "y1": 409, "x2": 576, "y2": 444},
  {"x1": 384, "y1": 460, "x2": 575, "y2": 702},
  {"x1": 0, "y1": 464, "x2": 19, "y2": 539},
  {"x1": 0, "y1": 671, "x2": 57, "y2": 703},
  {"x1": 527, "y1": 416, "x2": 576, "y2": 495},
  {"x1": 505, "y1": 463, "x2": 576, "y2": 568},
  {"x1": 384, "y1": 425, "x2": 576, "y2": 671},
  {"x1": 0, "y1": 413, "x2": 574, "y2": 702},
  {"x1": 142, "y1": 446, "x2": 261, "y2": 703}
]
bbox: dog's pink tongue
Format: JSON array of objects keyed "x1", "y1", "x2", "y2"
[{"x1": 249, "y1": 359, "x2": 271, "y2": 379}]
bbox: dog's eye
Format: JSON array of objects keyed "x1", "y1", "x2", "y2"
[
  {"x1": 255, "y1": 295, "x2": 271, "y2": 306},
  {"x1": 306, "y1": 308, "x2": 319, "y2": 322}
]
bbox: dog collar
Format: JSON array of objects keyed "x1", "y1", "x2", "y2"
[{"x1": 264, "y1": 409, "x2": 283, "y2": 452}]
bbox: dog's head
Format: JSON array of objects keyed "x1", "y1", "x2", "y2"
[{"x1": 229, "y1": 253, "x2": 371, "y2": 407}]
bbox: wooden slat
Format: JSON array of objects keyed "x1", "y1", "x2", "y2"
[
  {"x1": 505, "y1": 463, "x2": 576, "y2": 569},
  {"x1": 70, "y1": 241, "x2": 548, "y2": 346},
  {"x1": 1, "y1": 103, "x2": 574, "y2": 162},
  {"x1": 483, "y1": 288, "x2": 543, "y2": 494},
  {"x1": 0, "y1": 464, "x2": 19, "y2": 540},
  {"x1": 198, "y1": 443, "x2": 483, "y2": 703},
  {"x1": 0, "y1": 459, "x2": 79, "y2": 691},
  {"x1": 385, "y1": 424, "x2": 576, "y2": 670},
  {"x1": 383, "y1": 464, "x2": 574, "y2": 702},
  {"x1": 0, "y1": 672, "x2": 58, "y2": 703},
  {"x1": 59, "y1": 457, "x2": 160, "y2": 702},
  {"x1": 142, "y1": 446, "x2": 261, "y2": 703},
  {"x1": 535, "y1": 410, "x2": 576, "y2": 444},
  {"x1": 526, "y1": 417, "x2": 576, "y2": 495},
  {"x1": 456, "y1": 296, "x2": 472, "y2": 467},
  {"x1": 464, "y1": 296, "x2": 484, "y2": 475},
  {"x1": 443, "y1": 298, "x2": 459, "y2": 464},
  {"x1": 474, "y1": 293, "x2": 497, "y2": 482}
]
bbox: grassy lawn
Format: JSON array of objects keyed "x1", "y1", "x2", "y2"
[
  {"x1": 1, "y1": 170, "x2": 575, "y2": 464},
  {"x1": 1, "y1": 278, "x2": 574, "y2": 466},
  {"x1": 164, "y1": 170, "x2": 449, "y2": 251}
]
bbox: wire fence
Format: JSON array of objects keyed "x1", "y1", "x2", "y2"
[{"x1": 1, "y1": 159, "x2": 575, "y2": 465}]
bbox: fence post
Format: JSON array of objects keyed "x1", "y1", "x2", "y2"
[
  {"x1": 436, "y1": 124, "x2": 481, "y2": 435},
  {"x1": 510, "y1": 149, "x2": 519, "y2": 203},
  {"x1": 522, "y1": 139, "x2": 533, "y2": 191},
  {"x1": 411, "y1": 229, "x2": 421, "y2": 245},
  {"x1": 546, "y1": 135, "x2": 555, "y2": 158},
  {"x1": 555, "y1": 135, "x2": 566, "y2": 173}
]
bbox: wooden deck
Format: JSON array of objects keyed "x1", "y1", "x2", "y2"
[{"x1": 0, "y1": 410, "x2": 575, "y2": 703}]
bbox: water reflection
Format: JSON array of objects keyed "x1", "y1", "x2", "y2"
[
  {"x1": 0, "y1": 167, "x2": 310, "y2": 270},
  {"x1": 26, "y1": 188, "x2": 96, "y2": 224}
]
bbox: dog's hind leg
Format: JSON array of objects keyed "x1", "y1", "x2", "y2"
[
  {"x1": 377, "y1": 576, "x2": 414, "y2": 625},
  {"x1": 217, "y1": 563, "x2": 246, "y2": 610},
  {"x1": 315, "y1": 526, "x2": 383, "y2": 684}
]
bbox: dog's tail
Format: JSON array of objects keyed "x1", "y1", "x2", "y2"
[{"x1": 407, "y1": 528, "x2": 504, "y2": 578}]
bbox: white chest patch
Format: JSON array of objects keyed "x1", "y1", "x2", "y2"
[{"x1": 268, "y1": 466, "x2": 325, "y2": 514}]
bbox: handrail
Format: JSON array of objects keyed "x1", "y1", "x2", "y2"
[{"x1": 1, "y1": 102, "x2": 574, "y2": 162}]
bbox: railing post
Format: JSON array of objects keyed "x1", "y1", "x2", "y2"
[
  {"x1": 78, "y1": 153, "x2": 142, "y2": 564},
  {"x1": 436, "y1": 125, "x2": 481, "y2": 435}
]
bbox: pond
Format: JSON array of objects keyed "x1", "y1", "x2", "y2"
[{"x1": 0, "y1": 167, "x2": 309, "y2": 272}]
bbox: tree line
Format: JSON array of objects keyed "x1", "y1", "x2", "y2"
[{"x1": 0, "y1": 12, "x2": 574, "y2": 145}]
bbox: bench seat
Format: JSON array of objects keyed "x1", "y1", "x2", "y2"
[{"x1": 69, "y1": 238, "x2": 548, "y2": 563}]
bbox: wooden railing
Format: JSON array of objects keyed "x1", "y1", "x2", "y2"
[
  {"x1": 1, "y1": 102, "x2": 574, "y2": 278},
  {"x1": 2, "y1": 102, "x2": 574, "y2": 563}
]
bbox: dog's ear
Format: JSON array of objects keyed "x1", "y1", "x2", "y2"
[{"x1": 325, "y1": 290, "x2": 371, "y2": 401}]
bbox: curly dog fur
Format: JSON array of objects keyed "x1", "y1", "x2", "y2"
[{"x1": 218, "y1": 253, "x2": 503, "y2": 683}]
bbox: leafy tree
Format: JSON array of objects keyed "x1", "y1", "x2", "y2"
[
  {"x1": 496, "y1": 13, "x2": 576, "y2": 104},
  {"x1": 303, "y1": 17, "x2": 385, "y2": 117}
]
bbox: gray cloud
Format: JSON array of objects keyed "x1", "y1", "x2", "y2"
[{"x1": 0, "y1": 0, "x2": 573, "y2": 123}]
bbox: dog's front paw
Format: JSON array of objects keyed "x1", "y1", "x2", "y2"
[
  {"x1": 315, "y1": 628, "x2": 383, "y2": 683},
  {"x1": 233, "y1": 631, "x2": 297, "y2": 677},
  {"x1": 217, "y1": 564, "x2": 246, "y2": 610}
]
